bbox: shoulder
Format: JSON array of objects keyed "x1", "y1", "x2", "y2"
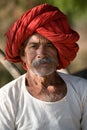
[
  {"x1": 58, "y1": 71, "x2": 87, "y2": 85},
  {"x1": 58, "y1": 71, "x2": 87, "y2": 97},
  {"x1": 0, "y1": 73, "x2": 26, "y2": 101}
]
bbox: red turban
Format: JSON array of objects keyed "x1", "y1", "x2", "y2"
[{"x1": 5, "y1": 4, "x2": 79, "y2": 69}]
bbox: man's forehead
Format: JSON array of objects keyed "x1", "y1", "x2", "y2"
[{"x1": 28, "y1": 33, "x2": 50, "y2": 44}]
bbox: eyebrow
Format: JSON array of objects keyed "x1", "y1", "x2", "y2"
[{"x1": 28, "y1": 42, "x2": 39, "y2": 45}]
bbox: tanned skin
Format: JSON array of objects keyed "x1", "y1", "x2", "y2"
[{"x1": 21, "y1": 33, "x2": 67, "y2": 102}]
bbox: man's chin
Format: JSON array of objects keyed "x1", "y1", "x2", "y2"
[{"x1": 30, "y1": 68, "x2": 56, "y2": 77}]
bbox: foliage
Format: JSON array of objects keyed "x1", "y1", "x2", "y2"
[{"x1": 38, "y1": 0, "x2": 87, "y2": 22}]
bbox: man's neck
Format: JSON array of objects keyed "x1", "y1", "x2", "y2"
[
  {"x1": 26, "y1": 70, "x2": 60, "y2": 88},
  {"x1": 25, "y1": 70, "x2": 67, "y2": 102}
]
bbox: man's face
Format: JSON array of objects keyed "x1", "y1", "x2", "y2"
[{"x1": 22, "y1": 33, "x2": 59, "y2": 76}]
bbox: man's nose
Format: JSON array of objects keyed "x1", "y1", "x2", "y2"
[{"x1": 37, "y1": 46, "x2": 46, "y2": 58}]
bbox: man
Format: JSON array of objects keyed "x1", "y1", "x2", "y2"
[{"x1": 0, "y1": 3, "x2": 87, "y2": 130}]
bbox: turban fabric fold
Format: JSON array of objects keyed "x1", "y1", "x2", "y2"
[{"x1": 5, "y1": 3, "x2": 79, "y2": 69}]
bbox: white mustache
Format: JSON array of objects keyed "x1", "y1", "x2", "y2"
[{"x1": 32, "y1": 57, "x2": 56, "y2": 67}]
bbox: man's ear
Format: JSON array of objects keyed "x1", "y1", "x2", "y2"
[
  {"x1": 20, "y1": 55, "x2": 26, "y2": 63},
  {"x1": 20, "y1": 57, "x2": 27, "y2": 70},
  {"x1": 20, "y1": 54, "x2": 27, "y2": 70},
  {"x1": 20, "y1": 45, "x2": 26, "y2": 63}
]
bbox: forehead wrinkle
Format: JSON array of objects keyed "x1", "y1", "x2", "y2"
[
  {"x1": 36, "y1": 34, "x2": 51, "y2": 45},
  {"x1": 28, "y1": 33, "x2": 51, "y2": 45}
]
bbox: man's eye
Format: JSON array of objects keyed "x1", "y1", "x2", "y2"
[
  {"x1": 31, "y1": 45, "x2": 36, "y2": 48},
  {"x1": 46, "y1": 43, "x2": 54, "y2": 47},
  {"x1": 29, "y1": 44, "x2": 38, "y2": 49}
]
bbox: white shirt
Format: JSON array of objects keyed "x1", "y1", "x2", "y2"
[{"x1": 0, "y1": 72, "x2": 87, "y2": 130}]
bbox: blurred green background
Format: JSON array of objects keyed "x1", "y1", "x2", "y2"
[{"x1": 0, "y1": 0, "x2": 87, "y2": 87}]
